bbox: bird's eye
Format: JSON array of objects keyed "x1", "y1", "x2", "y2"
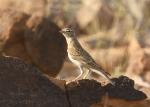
[{"x1": 66, "y1": 30, "x2": 71, "y2": 32}]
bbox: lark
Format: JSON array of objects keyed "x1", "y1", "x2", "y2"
[{"x1": 60, "y1": 28, "x2": 114, "y2": 84}]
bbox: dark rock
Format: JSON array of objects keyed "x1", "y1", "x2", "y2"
[
  {"x1": 66, "y1": 79, "x2": 105, "y2": 107},
  {"x1": 25, "y1": 14, "x2": 67, "y2": 77},
  {"x1": 0, "y1": 56, "x2": 69, "y2": 107},
  {"x1": 105, "y1": 76, "x2": 147, "y2": 100},
  {"x1": 111, "y1": 76, "x2": 135, "y2": 89}
]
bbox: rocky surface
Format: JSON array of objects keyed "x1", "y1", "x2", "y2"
[
  {"x1": 0, "y1": 56, "x2": 69, "y2": 107},
  {"x1": 105, "y1": 76, "x2": 147, "y2": 100},
  {"x1": 0, "y1": 56, "x2": 148, "y2": 107},
  {"x1": 66, "y1": 79, "x2": 105, "y2": 107}
]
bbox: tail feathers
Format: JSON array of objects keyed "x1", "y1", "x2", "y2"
[
  {"x1": 104, "y1": 71, "x2": 111, "y2": 76},
  {"x1": 91, "y1": 68, "x2": 114, "y2": 85},
  {"x1": 91, "y1": 68, "x2": 111, "y2": 77}
]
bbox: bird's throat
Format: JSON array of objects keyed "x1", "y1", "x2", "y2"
[{"x1": 66, "y1": 37, "x2": 75, "y2": 46}]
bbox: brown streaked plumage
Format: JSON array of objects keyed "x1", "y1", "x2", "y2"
[{"x1": 60, "y1": 28, "x2": 114, "y2": 84}]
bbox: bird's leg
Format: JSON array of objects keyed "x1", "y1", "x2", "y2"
[
  {"x1": 86, "y1": 69, "x2": 92, "y2": 78},
  {"x1": 82, "y1": 68, "x2": 91, "y2": 79},
  {"x1": 73, "y1": 65, "x2": 84, "y2": 81}
]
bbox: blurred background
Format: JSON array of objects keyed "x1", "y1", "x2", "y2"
[{"x1": 0, "y1": 0, "x2": 150, "y2": 90}]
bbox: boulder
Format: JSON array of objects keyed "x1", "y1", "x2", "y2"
[
  {"x1": 25, "y1": 14, "x2": 67, "y2": 76},
  {"x1": 66, "y1": 76, "x2": 147, "y2": 107},
  {"x1": 0, "y1": 56, "x2": 69, "y2": 107},
  {"x1": 66, "y1": 79, "x2": 105, "y2": 107}
]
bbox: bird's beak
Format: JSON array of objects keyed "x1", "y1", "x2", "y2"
[{"x1": 59, "y1": 30, "x2": 64, "y2": 34}]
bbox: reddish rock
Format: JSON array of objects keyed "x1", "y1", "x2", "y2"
[
  {"x1": 144, "y1": 71, "x2": 150, "y2": 83},
  {"x1": 0, "y1": 9, "x2": 67, "y2": 77},
  {"x1": 126, "y1": 33, "x2": 150, "y2": 85},
  {"x1": 0, "y1": 9, "x2": 30, "y2": 62},
  {"x1": 0, "y1": 0, "x2": 47, "y2": 15},
  {"x1": 93, "y1": 97, "x2": 150, "y2": 107}
]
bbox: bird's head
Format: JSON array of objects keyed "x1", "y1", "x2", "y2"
[{"x1": 60, "y1": 28, "x2": 75, "y2": 39}]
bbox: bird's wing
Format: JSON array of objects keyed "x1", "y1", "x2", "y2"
[
  {"x1": 71, "y1": 39, "x2": 111, "y2": 76},
  {"x1": 79, "y1": 48, "x2": 111, "y2": 76}
]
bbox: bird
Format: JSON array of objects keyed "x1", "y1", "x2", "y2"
[{"x1": 60, "y1": 28, "x2": 114, "y2": 84}]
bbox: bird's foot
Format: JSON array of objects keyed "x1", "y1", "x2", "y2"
[
  {"x1": 66, "y1": 79, "x2": 79, "y2": 84},
  {"x1": 110, "y1": 80, "x2": 115, "y2": 86}
]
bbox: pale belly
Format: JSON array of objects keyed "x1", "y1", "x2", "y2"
[{"x1": 68, "y1": 53, "x2": 80, "y2": 66}]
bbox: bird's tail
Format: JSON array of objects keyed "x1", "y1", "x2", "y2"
[{"x1": 90, "y1": 68, "x2": 114, "y2": 85}]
